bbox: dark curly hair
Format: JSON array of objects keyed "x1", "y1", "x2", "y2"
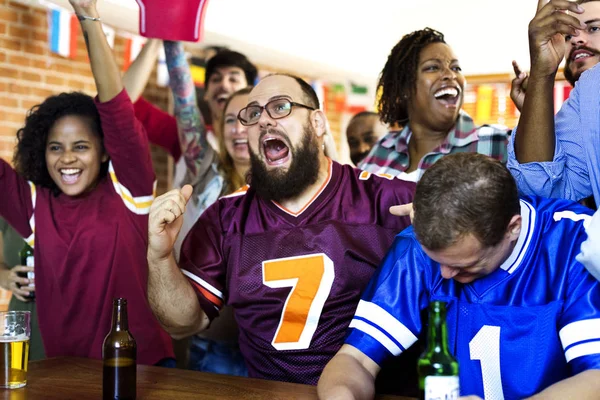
[
  {"x1": 378, "y1": 28, "x2": 446, "y2": 125},
  {"x1": 13, "y1": 92, "x2": 108, "y2": 195}
]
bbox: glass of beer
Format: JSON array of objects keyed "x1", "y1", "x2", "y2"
[{"x1": 0, "y1": 311, "x2": 31, "y2": 389}]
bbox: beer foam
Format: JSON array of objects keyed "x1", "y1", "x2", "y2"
[{"x1": 0, "y1": 334, "x2": 29, "y2": 342}]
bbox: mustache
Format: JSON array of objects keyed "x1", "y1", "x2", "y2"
[
  {"x1": 258, "y1": 128, "x2": 291, "y2": 146},
  {"x1": 567, "y1": 46, "x2": 600, "y2": 63}
]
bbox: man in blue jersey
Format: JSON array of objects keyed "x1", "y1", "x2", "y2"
[{"x1": 318, "y1": 153, "x2": 600, "y2": 400}]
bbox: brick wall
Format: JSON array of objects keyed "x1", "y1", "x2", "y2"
[
  {"x1": 0, "y1": 0, "x2": 172, "y2": 195},
  {"x1": 0, "y1": 0, "x2": 348, "y2": 196}
]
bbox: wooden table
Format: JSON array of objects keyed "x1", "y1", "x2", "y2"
[{"x1": 0, "y1": 357, "x2": 414, "y2": 399}]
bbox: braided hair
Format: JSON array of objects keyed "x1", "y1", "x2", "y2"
[{"x1": 377, "y1": 28, "x2": 445, "y2": 125}]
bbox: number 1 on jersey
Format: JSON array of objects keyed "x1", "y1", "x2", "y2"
[
  {"x1": 470, "y1": 325, "x2": 504, "y2": 400},
  {"x1": 263, "y1": 254, "x2": 335, "y2": 351}
]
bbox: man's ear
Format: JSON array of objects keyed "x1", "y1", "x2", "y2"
[
  {"x1": 102, "y1": 152, "x2": 109, "y2": 163},
  {"x1": 506, "y1": 214, "x2": 522, "y2": 241},
  {"x1": 311, "y1": 110, "x2": 327, "y2": 138}
]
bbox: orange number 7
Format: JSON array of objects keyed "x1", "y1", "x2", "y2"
[{"x1": 262, "y1": 253, "x2": 335, "y2": 350}]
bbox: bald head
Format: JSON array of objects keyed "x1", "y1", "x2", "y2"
[{"x1": 250, "y1": 74, "x2": 319, "y2": 110}]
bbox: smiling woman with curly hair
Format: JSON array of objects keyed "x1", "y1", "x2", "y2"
[
  {"x1": 0, "y1": 0, "x2": 174, "y2": 367},
  {"x1": 358, "y1": 28, "x2": 509, "y2": 183},
  {"x1": 13, "y1": 92, "x2": 108, "y2": 196}
]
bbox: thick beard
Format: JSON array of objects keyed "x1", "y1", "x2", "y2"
[
  {"x1": 564, "y1": 62, "x2": 578, "y2": 87},
  {"x1": 564, "y1": 46, "x2": 600, "y2": 86},
  {"x1": 248, "y1": 126, "x2": 320, "y2": 203}
]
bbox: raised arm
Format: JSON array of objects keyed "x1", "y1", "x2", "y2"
[
  {"x1": 69, "y1": 0, "x2": 121, "y2": 102},
  {"x1": 514, "y1": 0, "x2": 584, "y2": 163},
  {"x1": 147, "y1": 185, "x2": 209, "y2": 338},
  {"x1": 163, "y1": 41, "x2": 213, "y2": 184},
  {"x1": 123, "y1": 39, "x2": 162, "y2": 103}
]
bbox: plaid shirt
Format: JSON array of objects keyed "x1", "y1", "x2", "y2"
[{"x1": 358, "y1": 111, "x2": 509, "y2": 180}]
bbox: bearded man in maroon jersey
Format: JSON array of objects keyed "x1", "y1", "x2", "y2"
[{"x1": 147, "y1": 73, "x2": 416, "y2": 387}]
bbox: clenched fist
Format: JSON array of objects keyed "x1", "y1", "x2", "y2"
[{"x1": 148, "y1": 185, "x2": 193, "y2": 261}]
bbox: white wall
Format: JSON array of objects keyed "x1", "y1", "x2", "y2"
[{"x1": 20, "y1": 0, "x2": 539, "y2": 87}]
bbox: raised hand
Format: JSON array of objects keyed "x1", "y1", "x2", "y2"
[
  {"x1": 148, "y1": 185, "x2": 193, "y2": 261},
  {"x1": 68, "y1": 0, "x2": 97, "y2": 15},
  {"x1": 528, "y1": 0, "x2": 585, "y2": 76},
  {"x1": 510, "y1": 60, "x2": 529, "y2": 112}
]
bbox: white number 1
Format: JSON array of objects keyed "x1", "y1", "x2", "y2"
[{"x1": 469, "y1": 325, "x2": 504, "y2": 400}]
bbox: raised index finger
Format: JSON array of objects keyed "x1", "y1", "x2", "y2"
[
  {"x1": 512, "y1": 60, "x2": 522, "y2": 77},
  {"x1": 538, "y1": 0, "x2": 550, "y2": 12}
]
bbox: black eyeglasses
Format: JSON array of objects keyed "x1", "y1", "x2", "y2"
[{"x1": 237, "y1": 98, "x2": 316, "y2": 126}]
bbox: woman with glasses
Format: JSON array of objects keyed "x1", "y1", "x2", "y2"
[
  {"x1": 359, "y1": 28, "x2": 509, "y2": 182},
  {"x1": 163, "y1": 40, "x2": 251, "y2": 376}
]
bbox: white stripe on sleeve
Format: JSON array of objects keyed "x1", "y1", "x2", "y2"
[
  {"x1": 559, "y1": 319, "x2": 600, "y2": 349},
  {"x1": 349, "y1": 319, "x2": 403, "y2": 356},
  {"x1": 181, "y1": 269, "x2": 224, "y2": 300},
  {"x1": 354, "y1": 300, "x2": 418, "y2": 350},
  {"x1": 564, "y1": 341, "x2": 600, "y2": 363}
]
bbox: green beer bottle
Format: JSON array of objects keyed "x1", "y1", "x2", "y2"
[
  {"x1": 17, "y1": 242, "x2": 35, "y2": 299},
  {"x1": 417, "y1": 301, "x2": 459, "y2": 400}
]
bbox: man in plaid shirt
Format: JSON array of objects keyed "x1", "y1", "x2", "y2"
[{"x1": 359, "y1": 28, "x2": 508, "y2": 181}]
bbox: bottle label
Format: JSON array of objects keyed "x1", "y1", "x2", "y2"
[
  {"x1": 26, "y1": 256, "x2": 34, "y2": 289},
  {"x1": 424, "y1": 376, "x2": 460, "y2": 400}
]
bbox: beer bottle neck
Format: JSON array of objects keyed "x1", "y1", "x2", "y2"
[
  {"x1": 426, "y1": 302, "x2": 450, "y2": 354},
  {"x1": 111, "y1": 298, "x2": 129, "y2": 332}
]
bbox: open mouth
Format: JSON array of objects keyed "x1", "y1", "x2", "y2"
[
  {"x1": 60, "y1": 168, "x2": 82, "y2": 185},
  {"x1": 262, "y1": 137, "x2": 290, "y2": 165},
  {"x1": 233, "y1": 138, "x2": 248, "y2": 149},
  {"x1": 215, "y1": 93, "x2": 229, "y2": 107},
  {"x1": 434, "y1": 87, "x2": 461, "y2": 107},
  {"x1": 571, "y1": 49, "x2": 595, "y2": 63}
]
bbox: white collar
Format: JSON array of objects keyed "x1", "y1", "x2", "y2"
[{"x1": 499, "y1": 200, "x2": 536, "y2": 274}]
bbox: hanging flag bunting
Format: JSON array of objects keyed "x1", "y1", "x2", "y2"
[
  {"x1": 190, "y1": 57, "x2": 207, "y2": 88},
  {"x1": 475, "y1": 85, "x2": 494, "y2": 123},
  {"x1": 122, "y1": 34, "x2": 146, "y2": 71},
  {"x1": 332, "y1": 83, "x2": 346, "y2": 113},
  {"x1": 311, "y1": 80, "x2": 326, "y2": 111},
  {"x1": 48, "y1": 8, "x2": 78, "y2": 59},
  {"x1": 495, "y1": 83, "x2": 507, "y2": 125},
  {"x1": 346, "y1": 82, "x2": 371, "y2": 114}
]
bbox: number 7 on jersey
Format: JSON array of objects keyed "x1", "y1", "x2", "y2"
[{"x1": 262, "y1": 254, "x2": 335, "y2": 351}]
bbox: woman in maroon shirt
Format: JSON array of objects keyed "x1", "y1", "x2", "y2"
[{"x1": 0, "y1": 0, "x2": 173, "y2": 365}]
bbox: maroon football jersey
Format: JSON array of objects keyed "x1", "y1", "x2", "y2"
[{"x1": 179, "y1": 160, "x2": 415, "y2": 384}]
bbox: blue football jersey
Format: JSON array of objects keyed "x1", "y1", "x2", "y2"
[{"x1": 346, "y1": 197, "x2": 600, "y2": 400}]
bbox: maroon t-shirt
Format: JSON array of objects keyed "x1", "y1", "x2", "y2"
[
  {"x1": 0, "y1": 90, "x2": 173, "y2": 365},
  {"x1": 179, "y1": 160, "x2": 415, "y2": 384}
]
